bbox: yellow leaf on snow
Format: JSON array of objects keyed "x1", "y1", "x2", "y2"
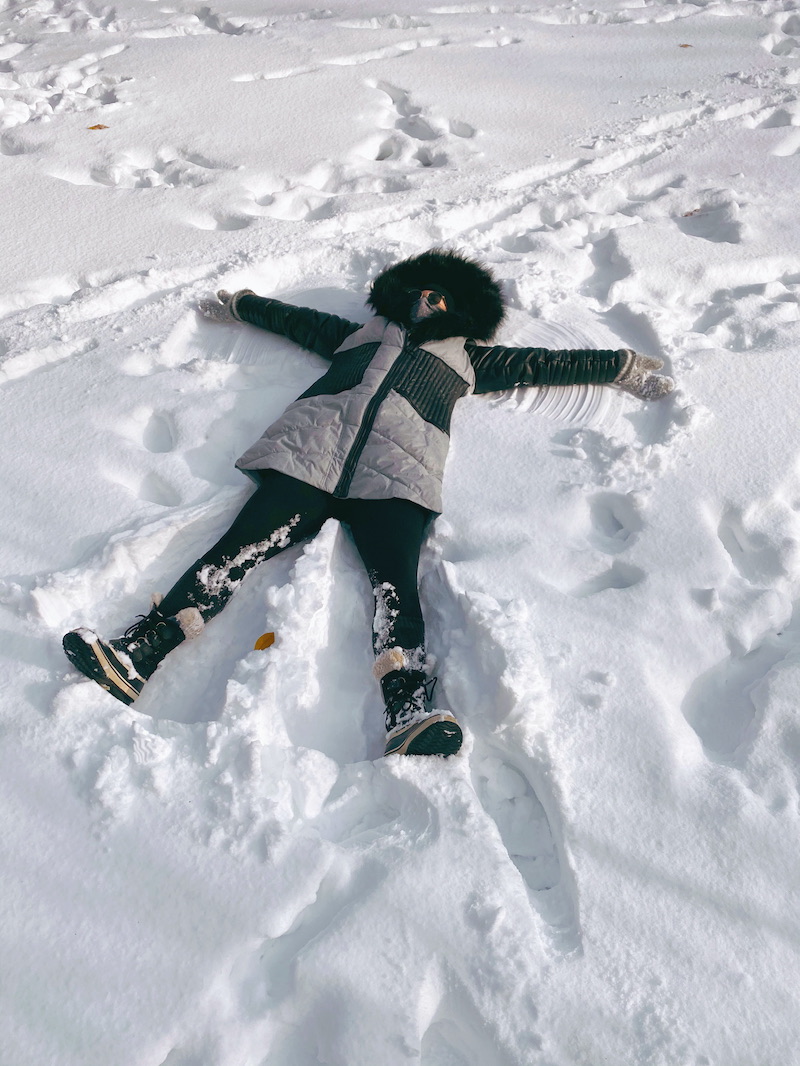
[
  {"x1": 254, "y1": 632, "x2": 275, "y2": 650},
  {"x1": 88, "y1": 124, "x2": 109, "y2": 129}
]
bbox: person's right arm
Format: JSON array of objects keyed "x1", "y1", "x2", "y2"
[
  {"x1": 199, "y1": 288, "x2": 362, "y2": 360},
  {"x1": 233, "y1": 292, "x2": 362, "y2": 360}
]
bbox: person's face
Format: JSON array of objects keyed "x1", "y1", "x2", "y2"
[{"x1": 409, "y1": 288, "x2": 448, "y2": 322}]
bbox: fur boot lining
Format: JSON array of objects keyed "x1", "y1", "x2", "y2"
[
  {"x1": 373, "y1": 647, "x2": 408, "y2": 681},
  {"x1": 176, "y1": 606, "x2": 205, "y2": 641}
]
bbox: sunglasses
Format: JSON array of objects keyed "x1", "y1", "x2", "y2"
[{"x1": 407, "y1": 288, "x2": 447, "y2": 308}]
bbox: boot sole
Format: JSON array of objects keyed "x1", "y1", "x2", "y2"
[
  {"x1": 384, "y1": 714, "x2": 463, "y2": 757},
  {"x1": 62, "y1": 630, "x2": 143, "y2": 706}
]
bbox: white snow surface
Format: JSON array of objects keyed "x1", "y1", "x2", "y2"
[{"x1": 3, "y1": 1, "x2": 800, "y2": 1063}]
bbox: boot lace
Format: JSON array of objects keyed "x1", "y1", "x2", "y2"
[
  {"x1": 388, "y1": 676, "x2": 437, "y2": 730},
  {"x1": 122, "y1": 610, "x2": 172, "y2": 650}
]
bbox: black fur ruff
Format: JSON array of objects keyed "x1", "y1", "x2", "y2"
[{"x1": 366, "y1": 248, "x2": 505, "y2": 342}]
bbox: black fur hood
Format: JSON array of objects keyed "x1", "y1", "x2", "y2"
[{"x1": 366, "y1": 248, "x2": 506, "y2": 343}]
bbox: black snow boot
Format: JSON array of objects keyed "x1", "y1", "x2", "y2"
[
  {"x1": 62, "y1": 606, "x2": 190, "y2": 706},
  {"x1": 381, "y1": 669, "x2": 462, "y2": 757}
]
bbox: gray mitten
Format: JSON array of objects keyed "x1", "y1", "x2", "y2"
[
  {"x1": 197, "y1": 288, "x2": 254, "y2": 323},
  {"x1": 615, "y1": 349, "x2": 675, "y2": 401}
]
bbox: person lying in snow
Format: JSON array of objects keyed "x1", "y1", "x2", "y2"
[{"x1": 62, "y1": 249, "x2": 673, "y2": 758}]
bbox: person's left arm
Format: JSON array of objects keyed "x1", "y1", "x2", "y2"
[{"x1": 466, "y1": 342, "x2": 674, "y2": 400}]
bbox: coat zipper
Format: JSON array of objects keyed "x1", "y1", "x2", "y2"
[{"x1": 332, "y1": 342, "x2": 411, "y2": 499}]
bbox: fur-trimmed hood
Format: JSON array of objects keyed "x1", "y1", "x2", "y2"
[{"x1": 366, "y1": 249, "x2": 505, "y2": 343}]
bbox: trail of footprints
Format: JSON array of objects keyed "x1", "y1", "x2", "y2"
[
  {"x1": 55, "y1": 147, "x2": 237, "y2": 190},
  {"x1": 0, "y1": 41, "x2": 131, "y2": 142},
  {"x1": 3, "y1": 0, "x2": 799, "y2": 251},
  {"x1": 365, "y1": 79, "x2": 476, "y2": 171},
  {"x1": 44, "y1": 81, "x2": 477, "y2": 228},
  {"x1": 0, "y1": 9, "x2": 484, "y2": 230}
]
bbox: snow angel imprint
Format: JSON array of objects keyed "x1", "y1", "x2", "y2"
[{"x1": 62, "y1": 248, "x2": 673, "y2": 757}]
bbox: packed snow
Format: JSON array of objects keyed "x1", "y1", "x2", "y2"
[{"x1": 3, "y1": 0, "x2": 800, "y2": 1063}]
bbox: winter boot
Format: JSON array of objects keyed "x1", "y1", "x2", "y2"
[
  {"x1": 62, "y1": 604, "x2": 200, "y2": 706},
  {"x1": 380, "y1": 668, "x2": 463, "y2": 757}
]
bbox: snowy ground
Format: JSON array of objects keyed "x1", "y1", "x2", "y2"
[{"x1": 3, "y1": 1, "x2": 800, "y2": 1063}]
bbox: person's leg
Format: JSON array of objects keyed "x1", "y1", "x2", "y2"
[
  {"x1": 343, "y1": 495, "x2": 428, "y2": 662},
  {"x1": 158, "y1": 470, "x2": 329, "y2": 626},
  {"x1": 63, "y1": 471, "x2": 331, "y2": 704},
  {"x1": 343, "y1": 498, "x2": 461, "y2": 756}
]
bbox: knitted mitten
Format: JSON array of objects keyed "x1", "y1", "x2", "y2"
[
  {"x1": 197, "y1": 288, "x2": 255, "y2": 323},
  {"x1": 615, "y1": 349, "x2": 675, "y2": 401}
]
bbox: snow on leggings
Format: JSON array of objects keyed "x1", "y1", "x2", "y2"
[{"x1": 158, "y1": 469, "x2": 431, "y2": 656}]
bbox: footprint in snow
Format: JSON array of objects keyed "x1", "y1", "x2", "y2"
[
  {"x1": 548, "y1": 490, "x2": 647, "y2": 598},
  {"x1": 571, "y1": 561, "x2": 646, "y2": 598},
  {"x1": 691, "y1": 275, "x2": 800, "y2": 352},
  {"x1": 587, "y1": 490, "x2": 644, "y2": 555},
  {"x1": 0, "y1": 43, "x2": 130, "y2": 128},
  {"x1": 1, "y1": 126, "x2": 55, "y2": 156},
  {"x1": 104, "y1": 458, "x2": 181, "y2": 507},
  {"x1": 230, "y1": 856, "x2": 387, "y2": 1020},
  {"x1": 750, "y1": 101, "x2": 800, "y2": 129},
  {"x1": 681, "y1": 613, "x2": 799, "y2": 760},
  {"x1": 675, "y1": 202, "x2": 744, "y2": 244},
  {"x1": 141, "y1": 411, "x2": 176, "y2": 454},
  {"x1": 773, "y1": 129, "x2": 800, "y2": 157},
  {"x1": 50, "y1": 147, "x2": 238, "y2": 191},
  {"x1": 582, "y1": 231, "x2": 633, "y2": 303},
  {"x1": 418, "y1": 960, "x2": 535, "y2": 1066},
  {"x1": 111, "y1": 407, "x2": 179, "y2": 502},
  {"x1": 137, "y1": 472, "x2": 181, "y2": 507},
  {"x1": 471, "y1": 754, "x2": 561, "y2": 892},
  {"x1": 421, "y1": 562, "x2": 582, "y2": 955},
  {"x1": 717, "y1": 506, "x2": 794, "y2": 587},
  {"x1": 361, "y1": 80, "x2": 478, "y2": 171},
  {"x1": 184, "y1": 211, "x2": 255, "y2": 231},
  {"x1": 116, "y1": 408, "x2": 177, "y2": 454},
  {"x1": 761, "y1": 29, "x2": 800, "y2": 57},
  {"x1": 683, "y1": 485, "x2": 800, "y2": 760}
]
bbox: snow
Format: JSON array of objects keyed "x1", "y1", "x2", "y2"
[{"x1": 2, "y1": 0, "x2": 800, "y2": 1063}]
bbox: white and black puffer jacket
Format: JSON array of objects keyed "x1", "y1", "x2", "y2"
[{"x1": 234, "y1": 250, "x2": 625, "y2": 514}]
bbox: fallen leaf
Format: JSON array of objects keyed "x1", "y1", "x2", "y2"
[
  {"x1": 88, "y1": 124, "x2": 109, "y2": 129},
  {"x1": 679, "y1": 44, "x2": 692, "y2": 48},
  {"x1": 254, "y1": 632, "x2": 275, "y2": 650}
]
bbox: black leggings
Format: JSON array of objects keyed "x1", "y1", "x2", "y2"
[{"x1": 159, "y1": 470, "x2": 431, "y2": 655}]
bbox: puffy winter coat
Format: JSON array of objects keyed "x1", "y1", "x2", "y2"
[{"x1": 234, "y1": 252, "x2": 626, "y2": 513}]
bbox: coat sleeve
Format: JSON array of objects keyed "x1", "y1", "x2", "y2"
[
  {"x1": 466, "y1": 341, "x2": 626, "y2": 394},
  {"x1": 234, "y1": 294, "x2": 363, "y2": 360}
]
